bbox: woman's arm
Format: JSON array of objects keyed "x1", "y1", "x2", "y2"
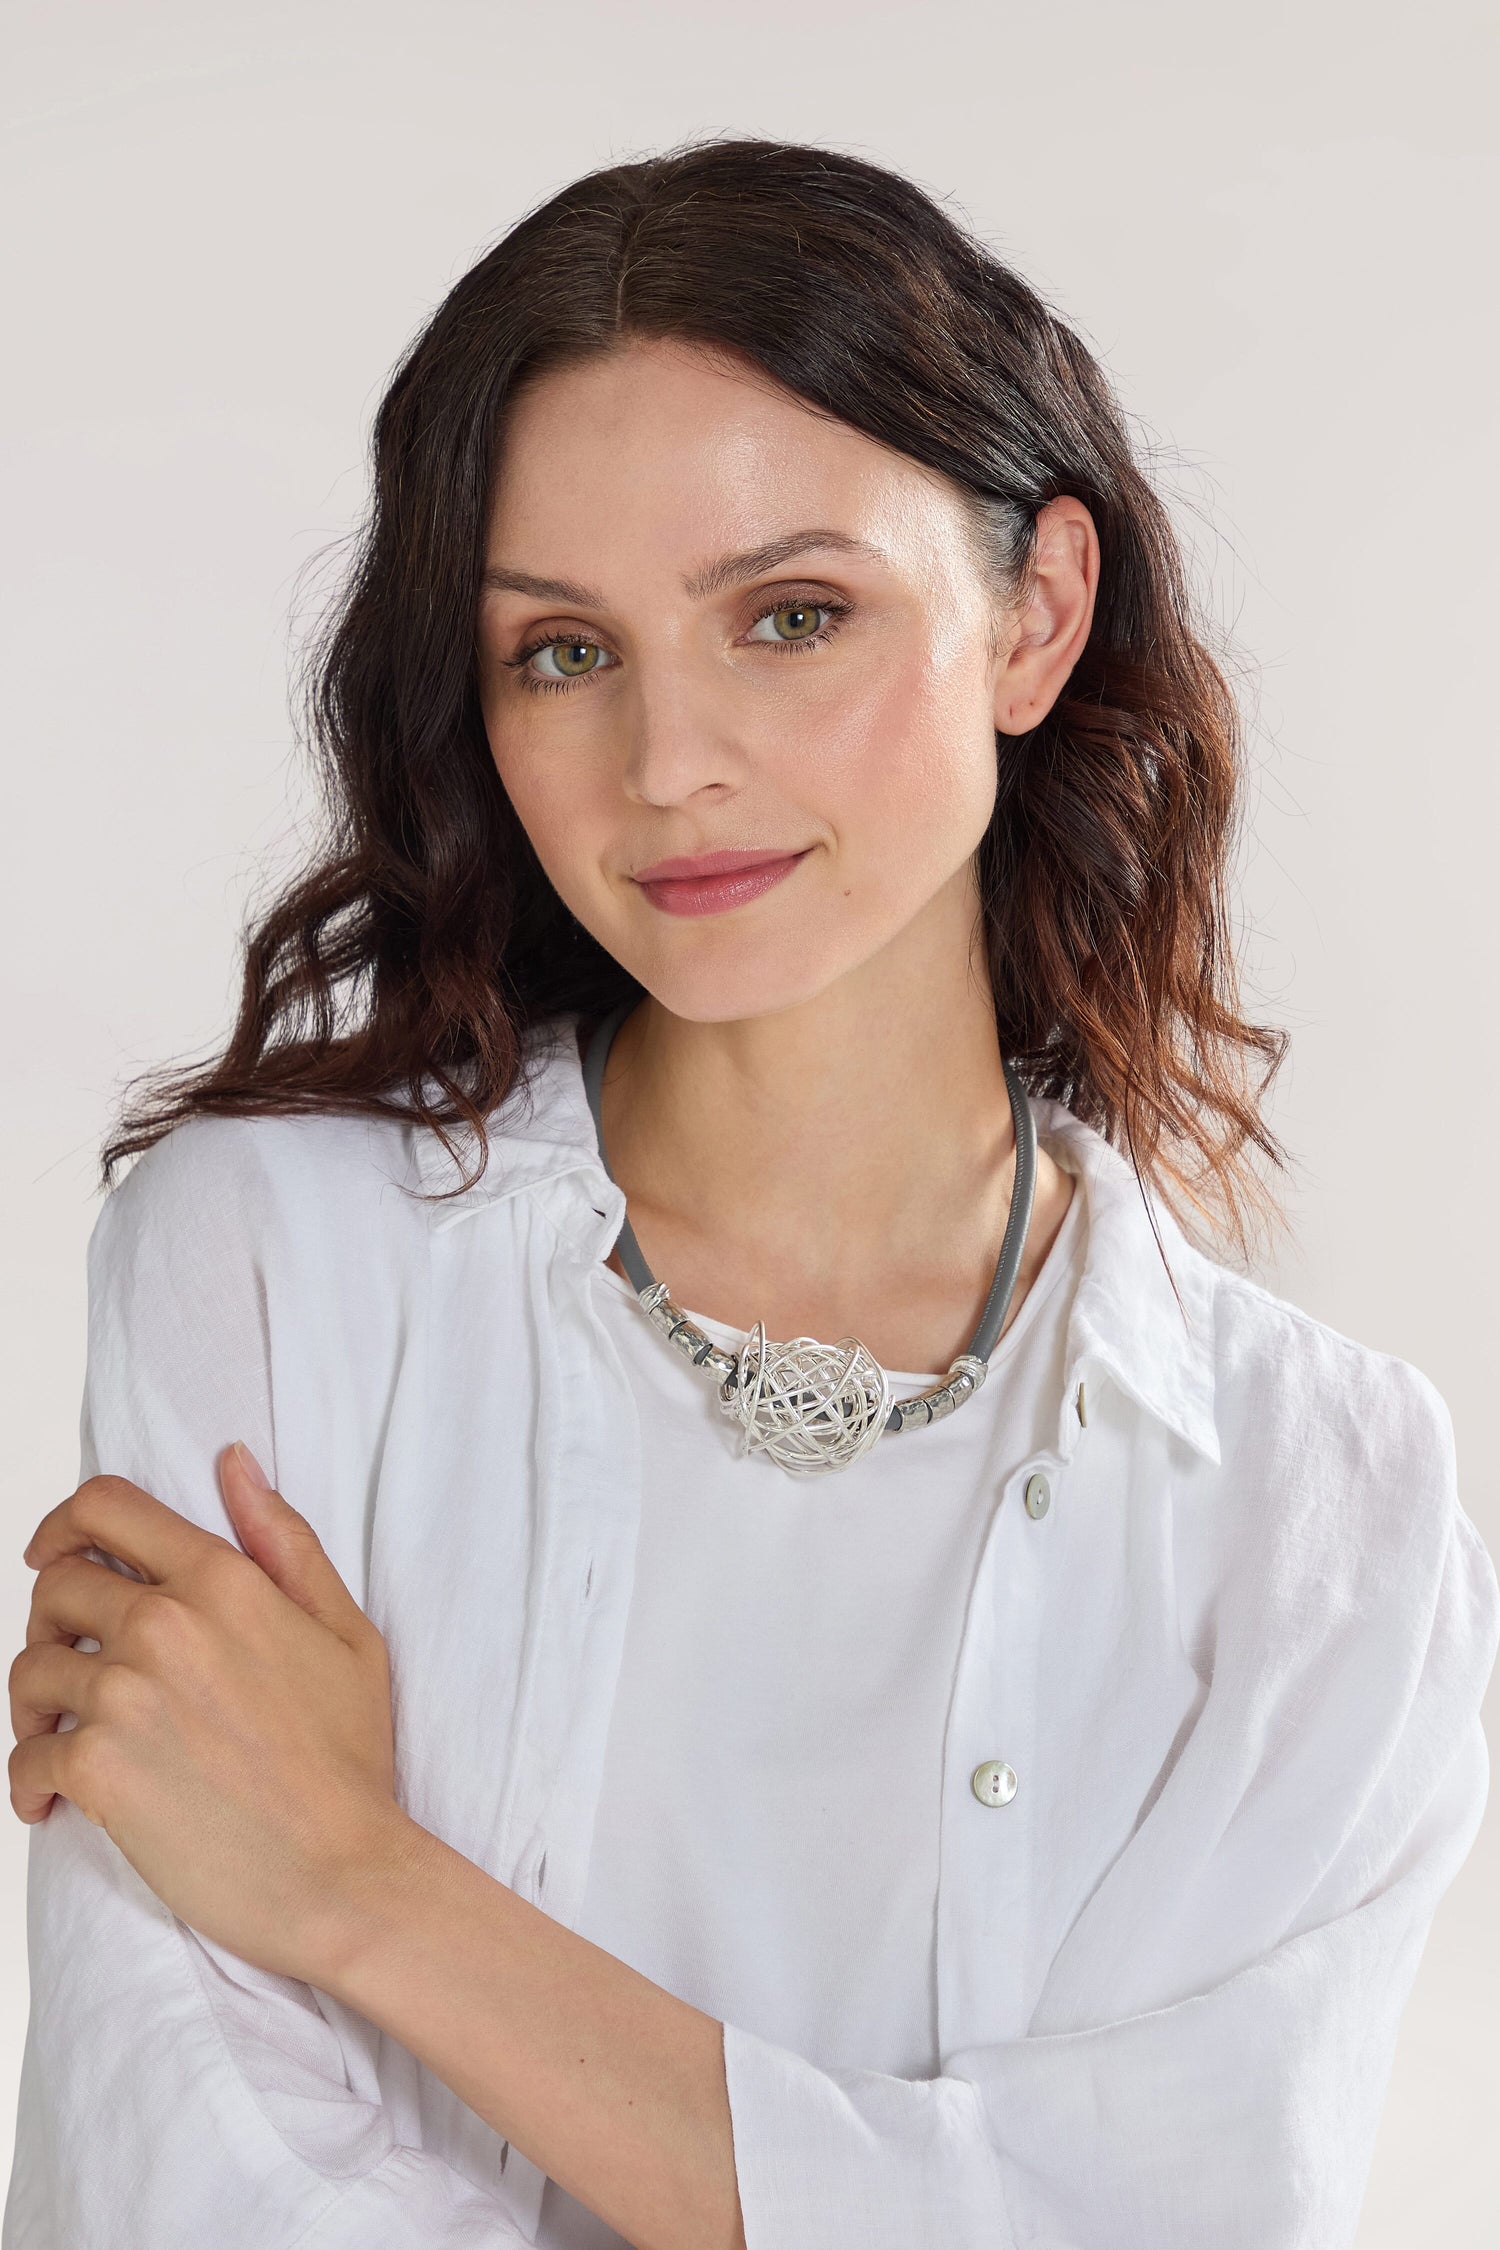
[
  {"x1": 11, "y1": 1457, "x2": 745, "y2": 2250},
  {"x1": 5, "y1": 1792, "x2": 537, "y2": 2249},
  {"x1": 322, "y1": 1811, "x2": 744, "y2": 2249},
  {"x1": 5, "y1": 1130, "x2": 540, "y2": 2248}
]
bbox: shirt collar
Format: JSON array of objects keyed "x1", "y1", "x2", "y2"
[
  {"x1": 411, "y1": 1013, "x2": 604, "y2": 1217},
  {"x1": 1028, "y1": 1094, "x2": 1220, "y2": 1467},
  {"x1": 412, "y1": 1010, "x2": 1220, "y2": 1469}
]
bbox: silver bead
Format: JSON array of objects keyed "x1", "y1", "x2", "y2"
[{"x1": 889, "y1": 1353, "x2": 988, "y2": 1435}]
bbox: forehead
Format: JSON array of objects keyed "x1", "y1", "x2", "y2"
[{"x1": 486, "y1": 336, "x2": 966, "y2": 574}]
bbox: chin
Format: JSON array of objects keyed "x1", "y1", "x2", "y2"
[{"x1": 614, "y1": 938, "x2": 876, "y2": 1029}]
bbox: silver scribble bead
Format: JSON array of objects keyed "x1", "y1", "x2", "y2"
[{"x1": 719, "y1": 1322, "x2": 893, "y2": 1474}]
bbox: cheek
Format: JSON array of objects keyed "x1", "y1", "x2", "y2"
[
  {"x1": 783, "y1": 642, "x2": 997, "y2": 871},
  {"x1": 482, "y1": 704, "x2": 612, "y2": 909}
]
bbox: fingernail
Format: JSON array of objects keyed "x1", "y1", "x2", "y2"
[{"x1": 232, "y1": 1441, "x2": 272, "y2": 1490}]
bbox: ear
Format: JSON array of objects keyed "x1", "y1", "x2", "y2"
[{"x1": 992, "y1": 496, "x2": 1100, "y2": 735}]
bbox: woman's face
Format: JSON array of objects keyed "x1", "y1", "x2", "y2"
[{"x1": 476, "y1": 336, "x2": 1036, "y2": 1025}]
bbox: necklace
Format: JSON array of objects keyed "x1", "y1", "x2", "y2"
[{"x1": 581, "y1": 998, "x2": 1039, "y2": 1477}]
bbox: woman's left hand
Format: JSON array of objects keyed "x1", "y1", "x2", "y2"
[{"x1": 7, "y1": 1444, "x2": 414, "y2": 1988}]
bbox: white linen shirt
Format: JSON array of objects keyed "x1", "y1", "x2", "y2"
[{"x1": 5, "y1": 1009, "x2": 1496, "y2": 2250}]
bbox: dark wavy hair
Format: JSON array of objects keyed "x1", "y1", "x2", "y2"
[{"x1": 101, "y1": 132, "x2": 1290, "y2": 1266}]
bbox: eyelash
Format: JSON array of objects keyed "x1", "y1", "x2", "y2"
[{"x1": 505, "y1": 593, "x2": 853, "y2": 697}]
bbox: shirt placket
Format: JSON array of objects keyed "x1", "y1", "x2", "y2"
[
  {"x1": 937, "y1": 1358, "x2": 1096, "y2": 2061},
  {"x1": 478, "y1": 1171, "x2": 644, "y2": 2233},
  {"x1": 502, "y1": 1171, "x2": 642, "y2": 1927}
]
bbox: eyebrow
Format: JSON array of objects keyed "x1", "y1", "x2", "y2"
[{"x1": 480, "y1": 528, "x2": 889, "y2": 610}]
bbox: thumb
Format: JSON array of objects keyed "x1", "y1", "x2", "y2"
[{"x1": 219, "y1": 1442, "x2": 361, "y2": 1637}]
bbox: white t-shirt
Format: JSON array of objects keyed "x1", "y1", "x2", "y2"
[{"x1": 538, "y1": 1172, "x2": 1087, "y2": 2249}]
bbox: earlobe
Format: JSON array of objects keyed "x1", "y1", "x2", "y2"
[
  {"x1": 993, "y1": 652, "x2": 1037, "y2": 731},
  {"x1": 988, "y1": 618, "x2": 1030, "y2": 738}
]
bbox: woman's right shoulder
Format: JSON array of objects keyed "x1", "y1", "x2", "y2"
[{"x1": 92, "y1": 1104, "x2": 432, "y2": 1273}]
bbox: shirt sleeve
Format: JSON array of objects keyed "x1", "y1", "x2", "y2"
[
  {"x1": 3, "y1": 1123, "x2": 531, "y2": 2250},
  {"x1": 720, "y1": 1360, "x2": 1500, "y2": 2250}
]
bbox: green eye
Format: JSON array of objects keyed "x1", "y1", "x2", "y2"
[
  {"x1": 762, "y1": 603, "x2": 822, "y2": 641},
  {"x1": 744, "y1": 595, "x2": 850, "y2": 656},
  {"x1": 537, "y1": 639, "x2": 603, "y2": 678}
]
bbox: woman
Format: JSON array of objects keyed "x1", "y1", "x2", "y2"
[{"x1": 5, "y1": 136, "x2": 1495, "y2": 2250}]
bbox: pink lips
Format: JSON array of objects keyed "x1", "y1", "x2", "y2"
[{"x1": 633, "y1": 847, "x2": 812, "y2": 917}]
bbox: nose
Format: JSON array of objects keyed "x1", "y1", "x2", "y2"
[{"x1": 618, "y1": 656, "x2": 748, "y2": 810}]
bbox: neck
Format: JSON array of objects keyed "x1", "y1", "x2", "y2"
[{"x1": 593, "y1": 876, "x2": 1037, "y2": 1305}]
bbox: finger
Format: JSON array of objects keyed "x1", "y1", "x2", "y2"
[
  {"x1": 25, "y1": 1552, "x2": 151, "y2": 1652},
  {"x1": 9, "y1": 1642, "x2": 105, "y2": 1744},
  {"x1": 218, "y1": 1449, "x2": 374, "y2": 1647},
  {"x1": 8, "y1": 1726, "x2": 91, "y2": 1825},
  {"x1": 24, "y1": 1475, "x2": 237, "y2": 1585}
]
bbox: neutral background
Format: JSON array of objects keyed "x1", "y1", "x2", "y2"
[{"x1": 3, "y1": 2, "x2": 1496, "y2": 2239}]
